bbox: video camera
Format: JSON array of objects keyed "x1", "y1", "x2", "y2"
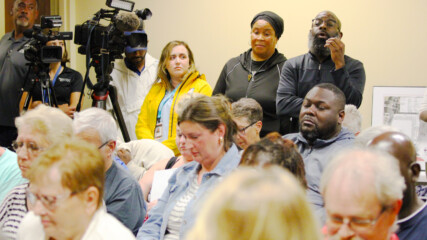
[
  {"x1": 23, "y1": 16, "x2": 73, "y2": 64},
  {"x1": 73, "y1": 0, "x2": 152, "y2": 142},
  {"x1": 74, "y1": 0, "x2": 151, "y2": 61}
]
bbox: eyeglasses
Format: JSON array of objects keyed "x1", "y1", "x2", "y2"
[
  {"x1": 98, "y1": 140, "x2": 110, "y2": 149},
  {"x1": 26, "y1": 189, "x2": 76, "y2": 211},
  {"x1": 12, "y1": 140, "x2": 44, "y2": 155},
  {"x1": 237, "y1": 122, "x2": 257, "y2": 135},
  {"x1": 312, "y1": 18, "x2": 338, "y2": 28},
  {"x1": 327, "y1": 206, "x2": 389, "y2": 232}
]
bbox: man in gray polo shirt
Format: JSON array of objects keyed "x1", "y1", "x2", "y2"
[
  {"x1": 0, "y1": 0, "x2": 38, "y2": 149},
  {"x1": 283, "y1": 83, "x2": 354, "y2": 224}
]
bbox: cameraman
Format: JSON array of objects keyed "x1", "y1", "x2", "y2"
[
  {"x1": 108, "y1": 29, "x2": 159, "y2": 141},
  {"x1": 0, "y1": 0, "x2": 39, "y2": 149},
  {"x1": 20, "y1": 39, "x2": 83, "y2": 118}
]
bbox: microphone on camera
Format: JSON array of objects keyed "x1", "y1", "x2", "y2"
[{"x1": 115, "y1": 12, "x2": 140, "y2": 32}]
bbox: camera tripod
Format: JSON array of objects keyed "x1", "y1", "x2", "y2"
[
  {"x1": 21, "y1": 63, "x2": 59, "y2": 112},
  {"x1": 76, "y1": 53, "x2": 130, "y2": 142}
]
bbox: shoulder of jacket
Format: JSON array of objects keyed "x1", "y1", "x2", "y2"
[{"x1": 145, "y1": 53, "x2": 160, "y2": 67}]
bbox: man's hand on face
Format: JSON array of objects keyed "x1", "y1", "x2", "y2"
[{"x1": 325, "y1": 37, "x2": 345, "y2": 70}]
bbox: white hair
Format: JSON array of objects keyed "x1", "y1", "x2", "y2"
[
  {"x1": 73, "y1": 108, "x2": 118, "y2": 144},
  {"x1": 321, "y1": 147, "x2": 405, "y2": 207},
  {"x1": 342, "y1": 104, "x2": 362, "y2": 135},
  {"x1": 15, "y1": 105, "x2": 73, "y2": 145},
  {"x1": 354, "y1": 125, "x2": 400, "y2": 147}
]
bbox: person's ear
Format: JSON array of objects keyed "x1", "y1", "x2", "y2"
[
  {"x1": 386, "y1": 199, "x2": 402, "y2": 226},
  {"x1": 337, "y1": 110, "x2": 345, "y2": 125},
  {"x1": 108, "y1": 140, "x2": 116, "y2": 152},
  {"x1": 83, "y1": 186, "x2": 100, "y2": 214},
  {"x1": 217, "y1": 123, "x2": 226, "y2": 139},
  {"x1": 255, "y1": 121, "x2": 263, "y2": 135},
  {"x1": 410, "y1": 161, "x2": 421, "y2": 182}
]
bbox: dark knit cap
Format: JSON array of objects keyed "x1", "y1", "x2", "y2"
[{"x1": 250, "y1": 11, "x2": 284, "y2": 39}]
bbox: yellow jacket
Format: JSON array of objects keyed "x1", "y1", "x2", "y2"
[{"x1": 135, "y1": 71, "x2": 212, "y2": 155}]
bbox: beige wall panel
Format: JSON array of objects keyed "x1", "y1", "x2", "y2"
[{"x1": 73, "y1": 0, "x2": 427, "y2": 129}]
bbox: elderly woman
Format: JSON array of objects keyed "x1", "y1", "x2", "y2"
[
  {"x1": 186, "y1": 167, "x2": 321, "y2": 240},
  {"x1": 137, "y1": 95, "x2": 240, "y2": 239},
  {"x1": 135, "y1": 41, "x2": 212, "y2": 155},
  {"x1": 0, "y1": 105, "x2": 73, "y2": 239},
  {"x1": 21, "y1": 39, "x2": 83, "y2": 118},
  {"x1": 17, "y1": 139, "x2": 135, "y2": 240},
  {"x1": 231, "y1": 98, "x2": 262, "y2": 150},
  {"x1": 240, "y1": 132, "x2": 307, "y2": 187},
  {"x1": 213, "y1": 11, "x2": 288, "y2": 136}
]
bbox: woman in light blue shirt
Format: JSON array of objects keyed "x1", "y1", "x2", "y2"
[{"x1": 137, "y1": 95, "x2": 240, "y2": 240}]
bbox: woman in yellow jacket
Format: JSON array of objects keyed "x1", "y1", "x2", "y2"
[{"x1": 136, "y1": 41, "x2": 212, "y2": 155}]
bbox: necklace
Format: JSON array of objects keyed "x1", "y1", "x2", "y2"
[{"x1": 248, "y1": 56, "x2": 270, "y2": 82}]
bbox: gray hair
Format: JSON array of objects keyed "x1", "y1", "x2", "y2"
[
  {"x1": 73, "y1": 108, "x2": 118, "y2": 144},
  {"x1": 354, "y1": 125, "x2": 400, "y2": 147},
  {"x1": 231, "y1": 98, "x2": 263, "y2": 124},
  {"x1": 342, "y1": 104, "x2": 362, "y2": 134},
  {"x1": 15, "y1": 105, "x2": 73, "y2": 145},
  {"x1": 321, "y1": 148, "x2": 405, "y2": 207}
]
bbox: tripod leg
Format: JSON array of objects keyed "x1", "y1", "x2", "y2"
[{"x1": 108, "y1": 85, "x2": 130, "y2": 142}]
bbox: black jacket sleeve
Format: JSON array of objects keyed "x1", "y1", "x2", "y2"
[
  {"x1": 276, "y1": 60, "x2": 303, "y2": 118},
  {"x1": 213, "y1": 63, "x2": 228, "y2": 95}
]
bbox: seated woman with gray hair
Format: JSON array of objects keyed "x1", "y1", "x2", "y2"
[
  {"x1": 231, "y1": 98, "x2": 263, "y2": 150},
  {"x1": 0, "y1": 105, "x2": 73, "y2": 239},
  {"x1": 17, "y1": 139, "x2": 135, "y2": 240},
  {"x1": 137, "y1": 95, "x2": 240, "y2": 240}
]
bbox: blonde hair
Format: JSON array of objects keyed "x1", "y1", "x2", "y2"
[
  {"x1": 157, "y1": 40, "x2": 197, "y2": 91},
  {"x1": 27, "y1": 138, "x2": 105, "y2": 207},
  {"x1": 186, "y1": 166, "x2": 321, "y2": 240},
  {"x1": 15, "y1": 104, "x2": 73, "y2": 145}
]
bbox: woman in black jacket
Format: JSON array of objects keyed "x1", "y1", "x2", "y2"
[{"x1": 213, "y1": 11, "x2": 289, "y2": 136}]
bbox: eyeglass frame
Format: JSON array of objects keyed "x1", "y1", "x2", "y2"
[
  {"x1": 11, "y1": 140, "x2": 44, "y2": 155},
  {"x1": 98, "y1": 140, "x2": 111, "y2": 149},
  {"x1": 237, "y1": 121, "x2": 257, "y2": 135},
  {"x1": 312, "y1": 18, "x2": 339, "y2": 29},
  {"x1": 26, "y1": 188, "x2": 78, "y2": 211},
  {"x1": 326, "y1": 206, "x2": 390, "y2": 232}
]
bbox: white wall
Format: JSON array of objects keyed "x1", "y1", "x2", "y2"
[{"x1": 72, "y1": 0, "x2": 427, "y2": 129}]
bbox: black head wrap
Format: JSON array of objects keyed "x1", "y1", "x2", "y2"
[{"x1": 250, "y1": 11, "x2": 284, "y2": 39}]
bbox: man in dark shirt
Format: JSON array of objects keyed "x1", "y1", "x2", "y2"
[
  {"x1": 276, "y1": 10, "x2": 365, "y2": 132},
  {"x1": 370, "y1": 132, "x2": 427, "y2": 240},
  {"x1": 73, "y1": 107, "x2": 146, "y2": 236},
  {"x1": 0, "y1": 0, "x2": 39, "y2": 149}
]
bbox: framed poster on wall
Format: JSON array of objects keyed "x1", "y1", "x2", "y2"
[
  {"x1": 372, "y1": 86, "x2": 426, "y2": 140},
  {"x1": 372, "y1": 86, "x2": 427, "y2": 175}
]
